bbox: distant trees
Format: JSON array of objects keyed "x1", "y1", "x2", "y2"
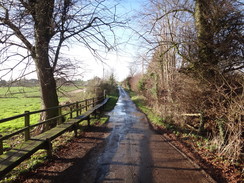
[
  {"x1": 0, "y1": 0, "x2": 121, "y2": 124},
  {"x1": 0, "y1": 79, "x2": 38, "y2": 87},
  {"x1": 86, "y1": 74, "x2": 117, "y2": 98},
  {"x1": 0, "y1": 80, "x2": 7, "y2": 87},
  {"x1": 132, "y1": 0, "x2": 243, "y2": 161}
]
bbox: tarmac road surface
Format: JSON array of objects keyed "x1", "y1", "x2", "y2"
[{"x1": 79, "y1": 86, "x2": 215, "y2": 183}]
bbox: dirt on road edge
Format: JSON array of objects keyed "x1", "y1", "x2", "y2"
[{"x1": 149, "y1": 122, "x2": 242, "y2": 183}]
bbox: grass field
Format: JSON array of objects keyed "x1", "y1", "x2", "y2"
[
  {"x1": 0, "y1": 86, "x2": 83, "y2": 135},
  {"x1": 0, "y1": 87, "x2": 41, "y2": 135}
]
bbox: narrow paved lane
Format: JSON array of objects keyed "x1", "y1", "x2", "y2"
[{"x1": 80, "y1": 87, "x2": 215, "y2": 183}]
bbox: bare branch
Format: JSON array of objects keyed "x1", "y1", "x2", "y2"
[
  {"x1": 156, "y1": 8, "x2": 194, "y2": 21},
  {"x1": 0, "y1": 22, "x2": 33, "y2": 52}
]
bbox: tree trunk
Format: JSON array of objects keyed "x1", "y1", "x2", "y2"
[
  {"x1": 35, "y1": 57, "x2": 59, "y2": 123},
  {"x1": 194, "y1": 0, "x2": 216, "y2": 79},
  {"x1": 33, "y1": 0, "x2": 59, "y2": 128}
]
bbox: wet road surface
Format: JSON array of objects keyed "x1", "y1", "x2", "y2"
[{"x1": 79, "y1": 87, "x2": 215, "y2": 183}]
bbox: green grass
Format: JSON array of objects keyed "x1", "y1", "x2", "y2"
[
  {"x1": 0, "y1": 87, "x2": 41, "y2": 136},
  {"x1": 0, "y1": 86, "x2": 40, "y2": 98},
  {"x1": 88, "y1": 90, "x2": 119, "y2": 126},
  {"x1": 129, "y1": 91, "x2": 166, "y2": 127},
  {"x1": 103, "y1": 93, "x2": 119, "y2": 112},
  {"x1": 0, "y1": 86, "x2": 86, "y2": 135},
  {"x1": 0, "y1": 86, "x2": 118, "y2": 138},
  {"x1": 85, "y1": 90, "x2": 119, "y2": 127}
]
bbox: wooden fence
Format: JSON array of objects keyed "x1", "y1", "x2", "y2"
[
  {"x1": 181, "y1": 113, "x2": 204, "y2": 133},
  {"x1": 0, "y1": 95, "x2": 105, "y2": 155}
]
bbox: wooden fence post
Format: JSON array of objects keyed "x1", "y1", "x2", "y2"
[
  {"x1": 76, "y1": 102, "x2": 79, "y2": 117},
  {"x1": 58, "y1": 107, "x2": 62, "y2": 124},
  {"x1": 46, "y1": 138, "x2": 53, "y2": 158},
  {"x1": 79, "y1": 104, "x2": 82, "y2": 115},
  {"x1": 92, "y1": 98, "x2": 94, "y2": 107},
  {"x1": 85, "y1": 99, "x2": 88, "y2": 111},
  {"x1": 73, "y1": 123, "x2": 78, "y2": 137},
  {"x1": 104, "y1": 90, "x2": 106, "y2": 99},
  {"x1": 87, "y1": 115, "x2": 91, "y2": 127},
  {"x1": 94, "y1": 109, "x2": 97, "y2": 119},
  {"x1": 70, "y1": 107, "x2": 73, "y2": 119},
  {"x1": 24, "y1": 111, "x2": 30, "y2": 141}
]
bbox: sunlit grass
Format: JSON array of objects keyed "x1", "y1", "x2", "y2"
[
  {"x1": 129, "y1": 92, "x2": 166, "y2": 127},
  {"x1": 0, "y1": 85, "x2": 117, "y2": 139},
  {"x1": 0, "y1": 86, "x2": 85, "y2": 135},
  {"x1": 103, "y1": 93, "x2": 119, "y2": 112}
]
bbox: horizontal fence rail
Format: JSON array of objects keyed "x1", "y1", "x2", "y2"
[
  {"x1": 0, "y1": 95, "x2": 105, "y2": 155},
  {"x1": 181, "y1": 113, "x2": 204, "y2": 133}
]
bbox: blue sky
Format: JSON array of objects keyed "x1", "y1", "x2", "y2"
[
  {"x1": 63, "y1": 0, "x2": 144, "y2": 81},
  {"x1": 0, "y1": 0, "x2": 144, "y2": 82},
  {"x1": 70, "y1": 0, "x2": 144, "y2": 81}
]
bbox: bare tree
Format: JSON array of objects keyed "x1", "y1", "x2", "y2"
[
  {"x1": 128, "y1": 63, "x2": 138, "y2": 77},
  {"x1": 140, "y1": 0, "x2": 243, "y2": 79},
  {"x1": 135, "y1": 0, "x2": 182, "y2": 114},
  {"x1": 0, "y1": 0, "x2": 122, "y2": 124}
]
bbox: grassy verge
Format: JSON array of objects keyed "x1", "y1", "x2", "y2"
[
  {"x1": 88, "y1": 91, "x2": 119, "y2": 126},
  {"x1": 103, "y1": 92, "x2": 119, "y2": 112},
  {"x1": 129, "y1": 91, "x2": 166, "y2": 127}
]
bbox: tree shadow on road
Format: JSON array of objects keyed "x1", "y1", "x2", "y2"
[{"x1": 16, "y1": 125, "x2": 112, "y2": 183}]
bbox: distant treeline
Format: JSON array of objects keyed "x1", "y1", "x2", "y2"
[
  {"x1": 0, "y1": 78, "x2": 86, "y2": 87},
  {"x1": 0, "y1": 76, "x2": 113, "y2": 88}
]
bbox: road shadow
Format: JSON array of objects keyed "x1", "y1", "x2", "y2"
[{"x1": 16, "y1": 125, "x2": 112, "y2": 183}]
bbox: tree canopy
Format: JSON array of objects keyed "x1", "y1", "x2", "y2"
[{"x1": 0, "y1": 0, "x2": 123, "y2": 123}]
